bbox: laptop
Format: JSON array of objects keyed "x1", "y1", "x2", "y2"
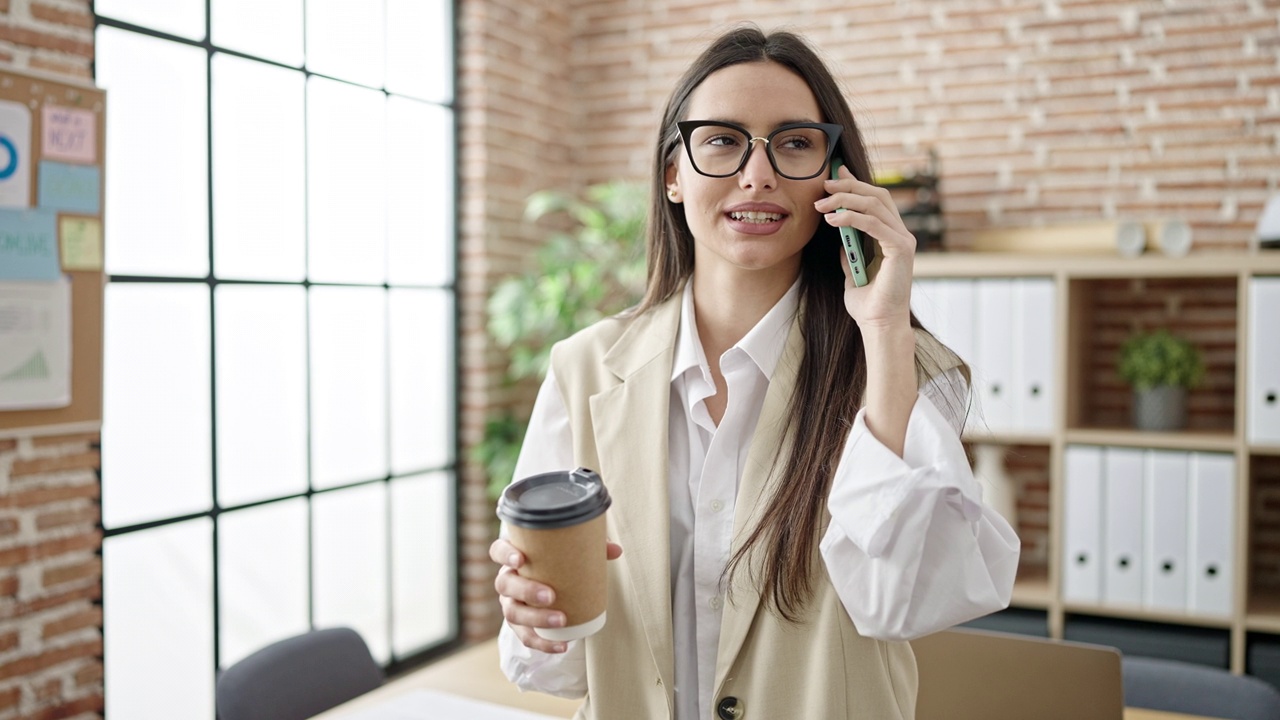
[{"x1": 912, "y1": 627, "x2": 1124, "y2": 720}]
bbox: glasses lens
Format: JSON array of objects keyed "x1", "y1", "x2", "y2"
[
  {"x1": 685, "y1": 124, "x2": 751, "y2": 177},
  {"x1": 768, "y1": 126, "x2": 831, "y2": 179}
]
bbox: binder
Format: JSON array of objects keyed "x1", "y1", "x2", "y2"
[
  {"x1": 1102, "y1": 448, "x2": 1144, "y2": 607},
  {"x1": 1145, "y1": 450, "x2": 1190, "y2": 613},
  {"x1": 1014, "y1": 277, "x2": 1055, "y2": 435},
  {"x1": 1064, "y1": 445, "x2": 1104, "y2": 604},
  {"x1": 938, "y1": 278, "x2": 977, "y2": 368},
  {"x1": 1249, "y1": 277, "x2": 1280, "y2": 444},
  {"x1": 975, "y1": 278, "x2": 1016, "y2": 435},
  {"x1": 1189, "y1": 452, "x2": 1235, "y2": 616}
]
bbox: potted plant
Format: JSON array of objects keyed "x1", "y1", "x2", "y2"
[
  {"x1": 475, "y1": 181, "x2": 648, "y2": 501},
  {"x1": 1117, "y1": 329, "x2": 1205, "y2": 431}
]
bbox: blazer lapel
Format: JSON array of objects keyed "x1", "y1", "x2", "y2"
[
  {"x1": 713, "y1": 311, "x2": 804, "y2": 696},
  {"x1": 589, "y1": 294, "x2": 682, "y2": 693}
]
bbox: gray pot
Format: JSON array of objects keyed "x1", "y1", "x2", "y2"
[{"x1": 1133, "y1": 385, "x2": 1188, "y2": 431}]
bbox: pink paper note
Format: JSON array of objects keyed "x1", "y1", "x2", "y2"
[{"x1": 41, "y1": 106, "x2": 96, "y2": 164}]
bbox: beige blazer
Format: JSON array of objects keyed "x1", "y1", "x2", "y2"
[{"x1": 549, "y1": 290, "x2": 923, "y2": 720}]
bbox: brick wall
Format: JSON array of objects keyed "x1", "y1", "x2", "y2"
[
  {"x1": 0, "y1": 1, "x2": 102, "y2": 718},
  {"x1": 456, "y1": 0, "x2": 1280, "y2": 640}
]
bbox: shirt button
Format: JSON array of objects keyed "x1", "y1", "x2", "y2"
[
  {"x1": 717, "y1": 696, "x2": 744, "y2": 719},
  {"x1": 710, "y1": 500, "x2": 724, "y2": 512},
  {"x1": 710, "y1": 596, "x2": 722, "y2": 611}
]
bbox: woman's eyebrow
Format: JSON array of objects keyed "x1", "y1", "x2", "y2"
[{"x1": 698, "y1": 117, "x2": 822, "y2": 129}]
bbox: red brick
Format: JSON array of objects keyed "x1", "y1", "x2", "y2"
[
  {"x1": 7, "y1": 453, "x2": 100, "y2": 480},
  {"x1": 0, "y1": 582, "x2": 100, "y2": 622},
  {"x1": 41, "y1": 608, "x2": 101, "y2": 640},
  {"x1": 41, "y1": 560, "x2": 99, "y2": 590},
  {"x1": 29, "y1": 434, "x2": 98, "y2": 450},
  {"x1": 0, "y1": 484, "x2": 99, "y2": 510},
  {"x1": 0, "y1": 631, "x2": 18, "y2": 654},
  {"x1": 35, "y1": 678, "x2": 59, "y2": 702},
  {"x1": 17, "y1": 693, "x2": 103, "y2": 720},
  {"x1": 0, "y1": 519, "x2": 20, "y2": 538},
  {"x1": 29, "y1": 3, "x2": 93, "y2": 30},
  {"x1": 0, "y1": 532, "x2": 101, "y2": 570},
  {"x1": 35, "y1": 508, "x2": 98, "y2": 533},
  {"x1": 0, "y1": 640, "x2": 101, "y2": 682},
  {"x1": 0, "y1": 26, "x2": 92, "y2": 59},
  {"x1": 73, "y1": 661, "x2": 101, "y2": 688},
  {"x1": 0, "y1": 686, "x2": 19, "y2": 711},
  {"x1": 0, "y1": 439, "x2": 17, "y2": 453},
  {"x1": 0, "y1": 576, "x2": 17, "y2": 598}
]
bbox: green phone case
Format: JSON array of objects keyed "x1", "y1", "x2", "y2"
[{"x1": 831, "y1": 158, "x2": 871, "y2": 287}]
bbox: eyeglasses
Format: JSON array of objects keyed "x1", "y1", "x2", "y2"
[{"x1": 676, "y1": 120, "x2": 843, "y2": 180}]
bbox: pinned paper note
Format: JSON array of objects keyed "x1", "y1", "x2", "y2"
[
  {"x1": 0, "y1": 277, "x2": 72, "y2": 410},
  {"x1": 37, "y1": 160, "x2": 100, "y2": 214},
  {"x1": 0, "y1": 99, "x2": 32, "y2": 208},
  {"x1": 0, "y1": 207, "x2": 60, "y2": 280},
  {"x1": 42, "y1": 105, "x2": 96, "y2": 164},
  {"x1": 59, "y1": 215, "x2": 102, "y2": 271}
]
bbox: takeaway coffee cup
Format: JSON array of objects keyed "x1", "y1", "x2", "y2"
[{"x1": 496, "y1": 467, "x2": 612, "y2": 641}]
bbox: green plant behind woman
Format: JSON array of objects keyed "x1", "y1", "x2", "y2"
[{"x1": 475, "y1": 181, "x2": 648, "y2": 500}]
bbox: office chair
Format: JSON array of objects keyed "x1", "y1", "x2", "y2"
[
  {"x1": 1123, "y1": 656, "x2": 1280, "y2": 720},
  {"x1": 216, "y1": 627, "x2": 385, "y2": 720}
]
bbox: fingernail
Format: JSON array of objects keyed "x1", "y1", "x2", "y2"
[
  {"x1": 553, "y1": 643, "x2": 567, "y2": 652},
  {"x1": 537, "y1": 590, "x2": 553, "y2": 604},
  {"x1": 508, "y1": 553, "x2": 520, "y2": 566},
  {"x1": 549, "y1": 613, "x2": 566, "y2": 627}
]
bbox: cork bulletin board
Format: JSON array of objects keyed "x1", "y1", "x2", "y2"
[{"x1": 0, "y1": 65, "x2": 105, "y2": 433}]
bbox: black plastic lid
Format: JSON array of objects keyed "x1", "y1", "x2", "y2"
[{"x1": 496, "y1": 467, "x2": 611, "y2": 529}]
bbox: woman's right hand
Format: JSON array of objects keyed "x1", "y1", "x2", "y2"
[{"x1": 491, "y1": 537, "x2": 623, "y2": 653}]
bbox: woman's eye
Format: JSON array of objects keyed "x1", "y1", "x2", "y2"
[
  {"x1": 706, "y1": 134, "x2": 741, "y2": 147},
  {"x1": 776, "y1": 135, "x2": 814, "y2": 150}
]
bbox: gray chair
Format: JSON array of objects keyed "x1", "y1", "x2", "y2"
[
  {"x1": 1123, "y1": 656, "x2": 1280, "y2": 720},
  {"x1": 216, "y1": 627, "x2": 384, "y2": 720}
]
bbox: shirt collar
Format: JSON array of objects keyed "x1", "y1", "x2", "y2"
[{"x1": 671, "y1": 277, "x2": 802, "y2": 383}]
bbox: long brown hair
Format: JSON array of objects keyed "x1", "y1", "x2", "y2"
[{"x1": 635, "y1": 25, "x2": 967, "y2": 621}]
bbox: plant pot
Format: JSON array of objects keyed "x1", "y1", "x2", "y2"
[{"x1": 1133, "y1": 385, "x2": 1188, "y2": 431}]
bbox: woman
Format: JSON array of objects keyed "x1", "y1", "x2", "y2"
[{"x1": 490, "y1": 24, "x2": 1020, "y2": 720}]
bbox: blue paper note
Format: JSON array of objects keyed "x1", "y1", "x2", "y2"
[
  {"x1": 37, "y1": 160, "x2": 100, "y2": 214},
  {"x1": 0, "y1": 208, "x2": 60, "y2": 280}
]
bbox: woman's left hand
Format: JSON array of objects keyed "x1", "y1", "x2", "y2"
[{"x1": 813, "y1": 164, "x2": 915, "y2": 331}]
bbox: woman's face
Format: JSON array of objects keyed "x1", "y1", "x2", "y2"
[{"x1": 667, "y1": 60, "x2": 829, "y2": 282}]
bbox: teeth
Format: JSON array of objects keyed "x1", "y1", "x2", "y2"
[{"x1": 730, "y1": 211, "x2": 783, "y2": 223}]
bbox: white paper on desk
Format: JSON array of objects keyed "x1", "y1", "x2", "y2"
[
  {"x1": 0, "y1": 278, "x2": 71, "y2": 409},
  {"x1": 338, "y1": 689, "x2": 563, "y2": 720}
]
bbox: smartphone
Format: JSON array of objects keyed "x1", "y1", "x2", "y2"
[{"x1": 830, "y1": 157, "x2": 873, "y2": 287}]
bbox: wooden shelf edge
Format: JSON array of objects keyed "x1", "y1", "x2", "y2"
[
  {"x1": 1064, "y1": 428, "x2": 1238, "y2": 452},
  {"x1": 914, "y1": 251, "x2": 1280, "y2": 278},
  {"x1": 1062, "y1": 602, "x2": 1234, "y2": 629},
  {"x1": 1250, "y1": 444, "x2": 1280, "y2": 457},
  {"x1": 963, "y1": 432, "x2": 1054, "y2": 446}
]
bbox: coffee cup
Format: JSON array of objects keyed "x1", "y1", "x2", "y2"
[{"x1": 496, "y1": 467, "x2": 612, "y2": 641}]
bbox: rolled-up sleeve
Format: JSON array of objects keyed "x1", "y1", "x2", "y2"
[
  {"x1": 497, "y1": 368, "x2": 590, "y2": 697},
  {"x1": 819, "y1": 369, "x2": 1021, "y2": 641}
]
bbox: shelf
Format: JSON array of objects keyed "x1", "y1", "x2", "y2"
[
  {"x1": 963, "y1": 432, "x2": 1054, "y2": 446},
  {"x1": 1252, "y1": 444, "x2": 1280, "y2": 457},
  {"x1": 1064, "y1": 428, "x2": 1237, "y2": 452},
  {"x1": 914, "y1": 251, "x2": 1280, "y2": 279},
  {"x1": 1009, "y1": 572, "x2": 1051, "y2": 610},
  {"x1": 1063, "y1": 601, "x2": 1234, "y2": 629}
]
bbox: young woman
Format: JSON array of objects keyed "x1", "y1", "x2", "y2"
[{"x1": 490, "y1": 25, "x2": 1020, "y2": 720}]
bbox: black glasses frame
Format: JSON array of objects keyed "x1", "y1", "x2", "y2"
[{"x1": 676, "y1": 120, "x2": 844, "y2": 180}]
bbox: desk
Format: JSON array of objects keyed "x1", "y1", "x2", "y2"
[{"x1": 315, "y1": 639, "x2": 1215, "y2": 720}]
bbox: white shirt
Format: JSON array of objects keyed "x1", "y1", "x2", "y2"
[{"x1": 500, "y1": 281, "x2": 1020, "y2": 720}]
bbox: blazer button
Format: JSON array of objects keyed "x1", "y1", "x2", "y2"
[{"x1": 717, "y1": 696, "x2": 743, "y2": 719}]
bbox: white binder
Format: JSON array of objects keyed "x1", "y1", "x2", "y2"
[
  {"x1": 1064, "y1": 445, "x2": 1104, "y2": 604},
  {"x1": 1014, "y1": 277, "x2": 1055, "y2": 435},
  {"x1": 939, "y1": 278, "x2": 977, "y2": 368},
  {"x1": 975, "y1": 278, "x2": 1016, "y2": 435},
  {"x1": 1102, "y1": 448, "x2": 1144, "y2": 607},
  {"x1": 1145, "y1": 450, "x2": 1190, "y2": 612},
  {"x1": 1248, "y1": 277, "x2": 1280, "y2": 445},
  {"x1": 1189, "y1": 452, "x2": 1235, "y2": 616}
]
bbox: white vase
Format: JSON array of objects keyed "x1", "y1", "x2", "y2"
[{"x1": 974, "y1": 444, "x2": 1018, "y2": 530}]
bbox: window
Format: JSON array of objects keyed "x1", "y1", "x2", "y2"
[{"x1": 93, "y1": 3, "x2": 457, "y2": 717}]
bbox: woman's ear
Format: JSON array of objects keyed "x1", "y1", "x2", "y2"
[{"x1": 665, "y1": 164, "x2": 681, "y2": 203}]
